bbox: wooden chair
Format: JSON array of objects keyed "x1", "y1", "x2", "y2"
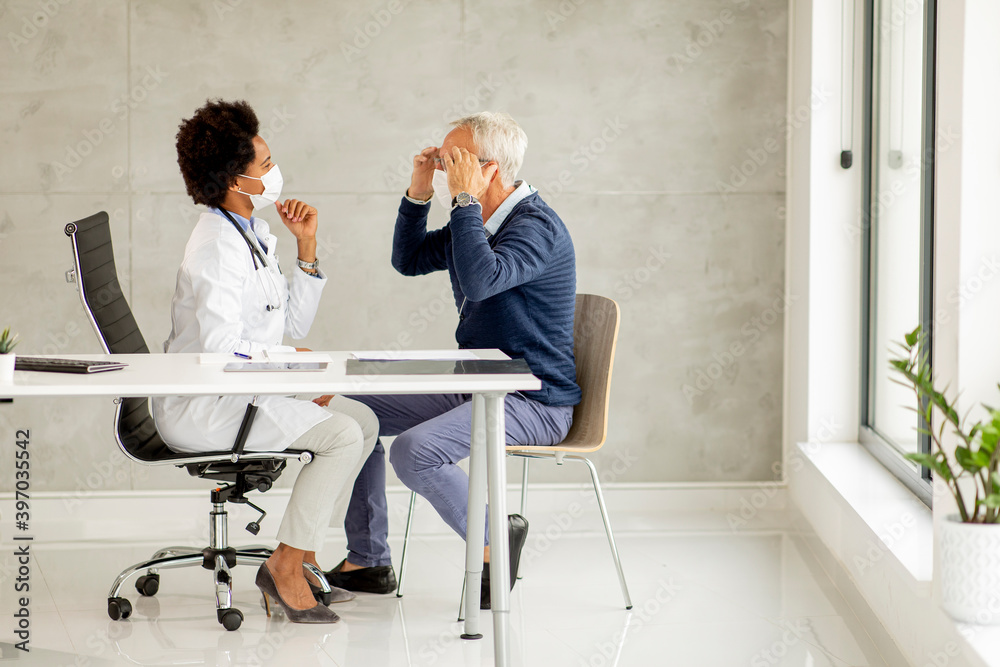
[{"x1": 395, "y1": 294, "x2": 632, "y2": 611}]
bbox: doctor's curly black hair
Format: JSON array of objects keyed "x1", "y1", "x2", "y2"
[{"x1": 176, "y1": 99, "x2": 259, "y2": 209}]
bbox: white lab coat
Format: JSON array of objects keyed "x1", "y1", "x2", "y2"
[{"x1": 151, "y1": 210, "x2": 331, "y2": 454}]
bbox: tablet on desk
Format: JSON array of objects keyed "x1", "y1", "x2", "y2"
[{"x1": 223, "y1": 362, "x2": 329, "y2": 372}]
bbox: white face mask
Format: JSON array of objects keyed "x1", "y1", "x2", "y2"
[
  {"x1": 432, "y1": 169, "x2": 453, "y2": 209},
  {"x1": 238, "y1": 164, "x2": 283, "y2": 211}
]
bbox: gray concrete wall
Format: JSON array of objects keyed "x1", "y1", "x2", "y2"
[{"x1": 0, "y1": 0, "x2": 787, "y2": 492}]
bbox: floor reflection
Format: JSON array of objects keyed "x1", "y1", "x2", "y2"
[{"x1": 0, "y1": 513, "x2": 903, "y2": 666}]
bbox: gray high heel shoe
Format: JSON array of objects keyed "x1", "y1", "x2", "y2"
[{"x1": 255, "y1": 563, "x2": 341, "y2": 624}]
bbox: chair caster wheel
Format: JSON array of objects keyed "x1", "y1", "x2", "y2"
[
  {"x1": 135, "y1": 574, "x2": 160, "y2": 597},
  {"x1": 108, "y1": 597, "x2": 132, "y2": 620},
  {"x1": 218, "y1": 608, "x2": 243, "y2": 631}
]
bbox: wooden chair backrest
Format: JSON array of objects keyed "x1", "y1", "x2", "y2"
[{"x1": 558, "y1": 294, "x2": 621, "y2": 451}]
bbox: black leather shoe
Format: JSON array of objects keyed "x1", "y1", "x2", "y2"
[
  {"x1": 481, "y1": 514, "x2": 529, "y2": 610},
  {"x1": 323, "y1": 559, "x2": 397, "y2": 594}
]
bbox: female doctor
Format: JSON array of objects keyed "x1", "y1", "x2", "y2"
[{"x1": 151, "y1": 99, "x2": 377, "y2": 624}]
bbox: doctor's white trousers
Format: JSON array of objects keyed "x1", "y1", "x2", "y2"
[{"x1": 275, "y1": 396, "x2": 378, "y2": 552}]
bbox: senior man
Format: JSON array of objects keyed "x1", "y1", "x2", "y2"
[{"x1": 321, "y1": 112, "x2": 580, "y2": 608}]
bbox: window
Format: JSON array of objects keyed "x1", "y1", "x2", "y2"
[{"x1": 860, "y1": 0, "x2": 936, "y2": 505}]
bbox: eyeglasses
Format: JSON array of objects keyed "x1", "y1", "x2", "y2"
[{"x1": 433, "y1": 156, "x2": 490, "y2": 171}]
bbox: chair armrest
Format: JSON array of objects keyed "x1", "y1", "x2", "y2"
[{"x1": 230, "y1": 402, "x2": 260, "y2": 463}]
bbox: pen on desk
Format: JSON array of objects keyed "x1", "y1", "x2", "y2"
[{"x1": 234, "y1": 352, "x2": 252, "y2": 360}]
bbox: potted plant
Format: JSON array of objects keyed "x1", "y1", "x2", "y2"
[
  {"x1": 0, "y1": 327, "x2": 19, "y2": 384},
  {"x1": 891, "y1": 326, "x2": 1000, "y2": 624}
]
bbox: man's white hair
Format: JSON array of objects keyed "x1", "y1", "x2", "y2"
[{"x1": 450, "y1": 112, "x2": 528, "y2": 188}]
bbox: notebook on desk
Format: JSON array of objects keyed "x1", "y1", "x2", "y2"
[{"x1": 14, "y1": 356, "x2": 128, "y2": 374}]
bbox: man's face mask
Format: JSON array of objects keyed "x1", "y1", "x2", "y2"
[{"x1": 432, "y1": 169, "x2": 452, "y2": 210}]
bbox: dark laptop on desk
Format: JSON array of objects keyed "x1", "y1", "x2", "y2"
[{"x1": 15, "y1": 356, "x2": 127, "y2": 374}]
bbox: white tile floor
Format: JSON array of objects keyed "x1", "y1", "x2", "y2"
[{"x1": 0, "y1": 508, "x2": 902, "y2": 667}]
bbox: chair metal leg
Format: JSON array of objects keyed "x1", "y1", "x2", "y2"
[
  {"x1": 575, "y1": 455, "x2": 632, "y2": 610},
  {"x1": 457, "y1": 576, "x2": 467, "y2": 622},
  {"x1": 107, "y1": 553, "x2": 206, "y2": 599},
  {"x1": 214, "y1": 553, "x2": 234, "y2": 613},
  {"x1": 517, "y1": 458, "x2": 529, "y2": 579},
  {"x1": 236, "y1": 544, "x2": 272, "y2": 554},
  {"x1": 234, "y1": 552, "x2": 269, "y2": 566},
  {"x1": 150, "y1": 545, "x2": 202, "y2": 561},
  {"x1": 519, "y1": 458, "x2": 529, "y2": 516},
  {"x1": 396, "y1": 491, "x2": 418, "y2": 598}
]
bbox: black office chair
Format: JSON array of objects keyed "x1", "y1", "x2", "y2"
[{"x1": 65, "y1": 211, "x2": 334, "y2": 631}]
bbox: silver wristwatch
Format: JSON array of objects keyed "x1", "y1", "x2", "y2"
[
  {"x1": 296, "y1": 257, "x2": 319, "y2": 270},
  {"x1": 453, "y1": 192, "x2": 479, "y2": 208}
]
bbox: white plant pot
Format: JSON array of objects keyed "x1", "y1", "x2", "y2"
[
  {"x1": 940, "y1": 513, "x2": 1000, "y2": 624},
  {"x1": 0, "y1": 354, "x2": 14, "y2": 384}
]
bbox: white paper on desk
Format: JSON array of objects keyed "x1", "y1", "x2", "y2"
[
  {"x1": 200, "y1": 352, "x2": 333, "y2": 364},
  {"x1": 350, "y1": 350, "x2": 481, "y2": 361}
]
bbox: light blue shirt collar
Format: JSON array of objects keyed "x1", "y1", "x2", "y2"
[
  {"x1": 213, "y1": 207, "x2": 267, "y2": 252},
  {"x1": 485, "y1": 181, "x2": 535, "y2": 238}
]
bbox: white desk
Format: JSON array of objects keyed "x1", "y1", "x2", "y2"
[{"x1": 2, "y1": 350, "x2": 538, "y2": 667}]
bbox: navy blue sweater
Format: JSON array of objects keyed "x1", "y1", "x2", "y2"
[{"x1": 392, "y1": 193, "x2": 581, "y2": 407}]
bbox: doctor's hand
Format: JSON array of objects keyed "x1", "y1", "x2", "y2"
[
  {"x1": 275, "y1": 199, "x2": 318, "y2": 240},
  {"x1": 313, "y1": 395, "x2": 335, "y2": 407},
  {"x1": 442, "y1": 147, "x2": 497, "y2": 199},
  {"x1": 408, "y1": 146, "x2": 438, "y2": 202}
]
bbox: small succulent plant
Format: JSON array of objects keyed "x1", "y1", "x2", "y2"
[{"x1": 0, "y1": 327, "x2": 19, "y2": 354}]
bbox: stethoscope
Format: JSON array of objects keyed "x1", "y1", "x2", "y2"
[{"x1": 218, "y1": 208, "x2": 283, "y2": 312}]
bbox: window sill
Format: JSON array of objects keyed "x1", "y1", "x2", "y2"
[
  {"x1": 795, "y1": 441, "x2": 933, "y2": 585},
  {"x1": 792, "y1": 441, "x2": 1000, "y2": 667}
]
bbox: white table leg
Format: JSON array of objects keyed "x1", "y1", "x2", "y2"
[
  {"x1": 462, "y1": 393, "x2": 488, "y2": 640},
  {"x1": 485, "y1": 392, "x2": 510, "y2": 667}
]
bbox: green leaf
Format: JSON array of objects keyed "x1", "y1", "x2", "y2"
[
  {"x1": 955, "y1": 447, "x2": 987, "y2": 472},
  {"x1": 905, "y1": 453, "x2": 938, "y2": 468},
  {"x1": 991, "y1": 472, "x2": 1000, "y2": 493},
  {"x1": 905, "y1": 452, "x2": 953, "y2": 480},
  {"x1": 984, "y1": 494, "x2": 1000, "y2": 509},
  {"x1": 905, "y1": 325, "x2": 921, "y2": 348}
]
